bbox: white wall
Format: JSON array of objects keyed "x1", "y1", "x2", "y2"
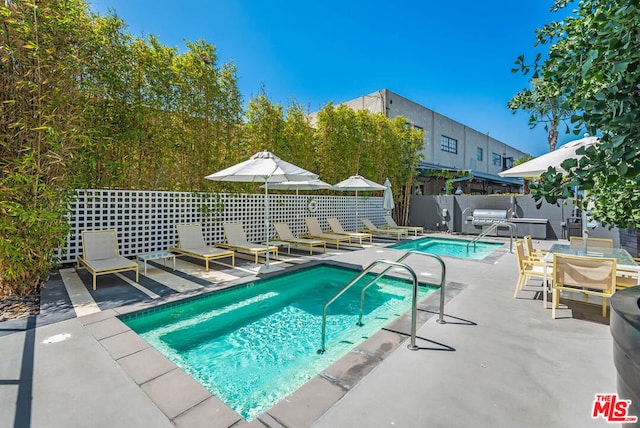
[{"x1": 61, "y1": 189, "x2": 385, "y2": 264}]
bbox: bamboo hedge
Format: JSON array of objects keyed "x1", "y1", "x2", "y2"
[{"x1": 0, "y1": 0, "x2": 423, "y2": 296}]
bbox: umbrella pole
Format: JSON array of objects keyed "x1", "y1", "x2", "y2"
[
  {"x1": 264, "y1": 181, "x2": 270, "y2": 268},
  {"x1": 582, "y1": 190, "x2": 589, "y2": 252},
  {"x1": 355, "y1": 190, "x2": 359, "y2": 230}
]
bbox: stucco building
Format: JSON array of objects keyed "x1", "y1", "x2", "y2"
[{"x1": 340, "y1": 89, "x2": 527, "y2": 195}]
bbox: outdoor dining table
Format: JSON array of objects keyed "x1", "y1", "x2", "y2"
[{"x1": 541, "y1": 243, "x2": 639, "y2": 309}]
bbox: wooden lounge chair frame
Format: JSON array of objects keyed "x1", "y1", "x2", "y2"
[
  {"x1": 169, "y1": 224, "x2": 235, "y2": 271},
  {"x1": 359, "y1": 218, "x2": 408, "y2": 241},
  {"x1": 76, "y1": 229, "x2": 139, "y2": 290},
  {"x1": 273, "y1": 222, "x2": 326, "y2": 255},
  {"x1": 326, "y1": 218, "x2": 372, "y2": 244},
  {"x1": 218, "y1": 222, "x2": 278, "y2": 263},
  {"x1": 301, "y1": 217, "x2": 352, "y2": 249},
  {"x1": 552, "y1": 253, "x2": 616, "y2": 318},
  {"x1": 381, "y1": 215, "x2": 423, "y2": 236}
]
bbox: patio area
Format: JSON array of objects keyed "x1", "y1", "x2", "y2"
[{"x1": 0, "y1": 234, "x2": 618, "y2": 427}]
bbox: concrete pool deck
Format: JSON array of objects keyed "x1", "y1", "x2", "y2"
[{"x1": 0, "y1": 234, "x2": 622, "y2": 427}]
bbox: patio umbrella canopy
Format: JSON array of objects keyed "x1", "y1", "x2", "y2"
[
  {"x1": 498, "y1": 135, "x2": 599, "y2": 178},
  {"x1": 383, "y1": 177, "x2": 394, "y2": 214},
  {"x1": 332, "y1": 175, "x2": 386, "y2": 227},
  {"x1": 499, "y1": 135, "x2": 600, "y2": 248},
  {"x1": 261, "y1": 179, "x2": 331, "y2": 195},
  {"x1": 205, "y1": 151, "x2": 318, "y2": 273}
]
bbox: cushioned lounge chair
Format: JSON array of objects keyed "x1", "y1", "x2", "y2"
[
  {"x1": 218, "y1": 222, "x2": 278, "y2": 263},
  {"x1": 326, "y1": 218, "x2": 372, "y2": 245},
  {"x1": 359, "y1": 218, "x2": 408, "y2": 241},
  {"x1": 76, "y1": 229, "x2": 139, "y2": 290},
  {"x1": 169, "y1": 224, "x2": 235, "y2": 271},
  {"x1": 552, "y1": 253, "x2": 616, "y2": 318},
  {"x1": 273, "y1": 222, "x2": 326, "y2": 255},
  {"x1": 301, "y1": 217, "x2": 352, "y2": 249},
  {"x1": 381, "y1": 215, "x2": 423, "y2": 236}
]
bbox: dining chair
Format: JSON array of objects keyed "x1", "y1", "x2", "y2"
[
  {"x1": 569, "y1": 236, "x2": 614, "y2": 249},
  {"x1": 616, "y1": 256, "x2": 640, "y2": 289},
  {"x1": 514, "y1": 240, "x2": 549, "y2": 298},
  {"x1": 523, "y1": 235, "x2": 547, "y2": 259},
  {"x1": 551, "y1": 253, "x2": 616, "y2": 319}
]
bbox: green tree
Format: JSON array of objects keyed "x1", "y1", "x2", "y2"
[
  {"x1": 314, "y1": 103, "x2": 362, "y2": 183},
  {"x1": 507, "y1": 77, "x2": 572, "y2": 152},
  {"x1": 517, "y1": 0, "x2": 640, "y2": 228},
  {"x1": 280, "y1": 100, "x2": 316, "y2": 173},
  {"x1": 1, "y1": 0, "x2": 92, "y2": 295}
]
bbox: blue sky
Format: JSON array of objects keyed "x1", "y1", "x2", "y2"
[{"x1": 90, "y1": 0, "x2": 578, "y2": 156}]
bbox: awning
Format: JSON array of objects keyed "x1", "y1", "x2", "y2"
[{"x1": 416, "y1": 162, "x2": 523, "y2": 186}]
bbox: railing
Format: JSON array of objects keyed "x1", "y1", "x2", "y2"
[
  {"x1": 318, "y1": 251, "x2": 446, "y2": 354},
  {"x1": 357, "y1": 251, "x2": 446, "y2": 327},
  {"x1": 466, "y1": 221, "x2": 516, "y2": 253}
]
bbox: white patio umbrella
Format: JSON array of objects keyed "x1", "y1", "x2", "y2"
[
  {"x1": 332, "y1": 175, "x2": 386, "y2": 227},
  {"x1": 383, "y1": 177, "x2": 395, "y2": 214},
  {"x1": 498, "y1": 135, "x2": 599, "y2": 178},
  {"x1": 499, "y1": 134, "x2": 600, "y2": 247},
  {"x1": 205, "y1": 151, "x2": 318, "y2": 273}
]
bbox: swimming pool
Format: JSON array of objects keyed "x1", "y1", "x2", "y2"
[
  {"x1": 390, "y1": 236, "x2": 503, "y2": 260},
  {"x1": 120, "y1": 264, "x2": 436, "y2": 421}
]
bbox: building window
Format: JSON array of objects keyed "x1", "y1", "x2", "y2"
[
  {"x1": 441, "y1": 135, "x2": 457, "y2": 154},
  {"x1": 477, "y1": 147, "x2": 483, "y2": 161},
  {"x1": 492, "y1": 152, "x2": 502, "y2": 166},
  {"x1": 503, "y1": 157, "x2": 513, "y2": 169}
]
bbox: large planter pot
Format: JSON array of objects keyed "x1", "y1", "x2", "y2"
[{"x1": 610, "y1": 286, "x2": 640, "y2": 422}]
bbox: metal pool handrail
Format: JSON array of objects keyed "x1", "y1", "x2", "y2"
[
  {"x1": 395, "y1": 250, "x2": 446, "y2": 324},
  {"x1": 318, "y1": 251, "x2": 447, "y2": 354},
  {"x1": 466, "y1": 221, "x2": 515, "y2": 253},
  {"x1": 357, "y1": 251, "x2": 446, "y2": 327}
]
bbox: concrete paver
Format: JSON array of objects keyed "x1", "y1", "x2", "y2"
[{"x1": 0, "y1": 235, "x2": 626, "y2": 427}]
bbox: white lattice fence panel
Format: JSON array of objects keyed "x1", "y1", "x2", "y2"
[{"x1": 61, "y1": 189, "x2": 386, "y2": 264}]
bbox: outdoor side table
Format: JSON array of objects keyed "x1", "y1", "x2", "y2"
[
  {"x1": 266, "y1": 241, "x2": 291, "y2": 254},
  {"x1": 136, "y1": 250, "x2": 176, "y2": 275}
]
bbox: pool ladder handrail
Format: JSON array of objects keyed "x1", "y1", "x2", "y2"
[
  {"x1": 318, "y1": 251, "x2": 446, "y2": 354},
  {"x1": 466, "y1": 221, "x2": 515, "y2": 253}
]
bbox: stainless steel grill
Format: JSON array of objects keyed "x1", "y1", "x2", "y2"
[{"x1": 470, "y1": 209, "x2": 509, "y2": 226}]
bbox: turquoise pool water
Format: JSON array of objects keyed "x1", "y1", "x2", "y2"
[
  {"x1": 120, "y1": 264, "x2": 435, "y2": 421},
  {"x1": 390, "y1": 237, "x2": 503, "y2": 260}
]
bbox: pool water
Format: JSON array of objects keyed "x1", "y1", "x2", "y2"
[
  {"x1": 390, "y1": 237, "x2": 503, "y2": 260},
  {"x1": 120, "y1": 264, "x2": 435, "y2": 421}
]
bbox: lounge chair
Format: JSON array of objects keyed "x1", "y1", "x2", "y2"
[
  {"x1": 381, "y1": 215, "x2": 423, "y2": 236},
  {"x1": 301, "y1": 217, "x2": 352, "y2": 249},
  {"x1": 326, "y1": 218, "x2": 372, "y2": 244},
  {"x1": 552, "y1": 253, "x2": 616, "y2": 318},
  {"x1": 218, "y1": 222, "x2": 278, "y2": 263},
  {"x1": 359, "y1": 218, "x2": 408, "y2": 240},
  {"x1": 76, "y1": 229, "x2": 139, "y2": 290},
  {"x1": 273, "y1": 222, "x2": 326, "y2": 255},
  {"x1": 169, "y1": 224, "x2": 235, "y2": 271}
]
